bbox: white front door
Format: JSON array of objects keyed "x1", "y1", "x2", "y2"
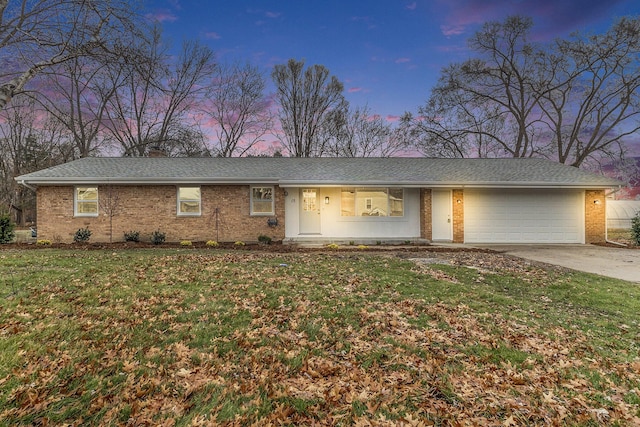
[
  {"x1": 300, "y1": 188, "x2": 321, "y2": 234},
  {"x1": 432, "y1": 190, "x2": 452, "y2": 241}
]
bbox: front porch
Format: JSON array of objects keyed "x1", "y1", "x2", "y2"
[{"x1": 283, "y1": 187, "x2": 437, "y2": 242}]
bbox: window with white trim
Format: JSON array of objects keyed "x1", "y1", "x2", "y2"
[
  {"x1": 177, "y1": 187, "x2": 201, "y2": 216},
  {"x1": 75, "y1": 186, "x2": 99, "y2": 216},
  {"x1": 340, "y1": 187, "x2": 404, "y2": 217},
  {"x1": 251, "y1": 186, "x2": 274, "y2": 215}
]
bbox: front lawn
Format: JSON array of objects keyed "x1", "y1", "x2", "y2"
[{"x1": 1, "y1": 249, "x2": 638, "y2": 425}]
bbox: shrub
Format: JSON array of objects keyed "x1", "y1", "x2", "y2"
[
  {"x1": 124, "y1": 230, "x2": 140, "y2": 242},
  {"x1": 326, "y1": 243, "x2": 339, "y2": 249},
  {"x1": 632, "y1": 211, "x2": 640, "y2": 245},
  {"x1": 0, "y1": 214, "x2": 15, "y2": 244},
  {"x1": 206, "y1": 240, "x2": 219, "y2": 247},
  {"x1": 357, "y1": 244, "x2": 369, "y2": 250},
  {"x1": 36, "y1": 239, "x2": 52, "y2": 245},
  {"x1": 258, "y1": 235, "x2": 272, "y2": 245},
  {"x1": 234, "y1": 241, "x2": 245, "y2": 247},
  {"x1": 180, "y1": 240, "x2": 192, "y2": 246},
  {"x1": 73, "y1": 227, "x2": 91, "y2": 243},
  {"x1": 151, "y1": 230, "x2": 166, "y2": 245}
]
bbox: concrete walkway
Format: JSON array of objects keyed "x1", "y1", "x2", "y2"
[{"x1": 466, "y1": 244, "x2": 639, "y2": 283}]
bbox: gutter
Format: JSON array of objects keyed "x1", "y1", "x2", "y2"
[
  {"x1": 16, "y1": 177, "x2": 281, "y2": 186},
  {"x1": 17, "y1": 179, "x2": 37, "y2": 192},
  {"x1": 278, "y1": 182, "x2": 621, "y2": 189}
]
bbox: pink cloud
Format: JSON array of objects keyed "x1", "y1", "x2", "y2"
[
  {"x1": 440, "y1": 24, "x2": 466, "y2": 36},
  {"x1": 395, "y1": 57, "x2": 411, "y2": 64},
  {"x1": 348, "y1": 87, "x2": 363, "y2": 93},
  {"x1": 435, "y1": 0, "x2": 623, "y2": 39},
  {"x1": 204, "y1": 32, "x2": 221, "y2": 40},
  {"x1": 435, "y1": 43, "x2": 467, "y2": 53},
  {"x1": 406, "y1": 2, "x2": 417, "y2": 10},
  {"x1": 435, "y1": 0, "x2": 505, "y2": 36},
  {"x1": 386, "y1": 115, "x2": 401, "y2": 123},
  {"x1": 265, "y1": 11, "x2": 281, "y2": 18},
  {"x1": 145, "y1": 10, "x2": 178, "y2": 23}
]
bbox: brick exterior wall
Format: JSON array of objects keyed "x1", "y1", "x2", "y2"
[
  {"x1": 36, "y1": 185, "x2": 609, "y2": 244},
  {"x1": 585, "y1": 189, "x2": 606, "y2": 244},
  {"x1": 36, "y1": 185, "x2": 285, "y2": 243},
  {"x1": 419, "y1": 189, "x2": 432, "y2": 240},
  {"x1": 452, "y1": 189, "x2": 464, "y2": 243}
]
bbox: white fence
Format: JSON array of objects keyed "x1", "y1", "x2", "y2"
[{"x1": 607, "y1": 200, "x2": 640, "y2": 229}]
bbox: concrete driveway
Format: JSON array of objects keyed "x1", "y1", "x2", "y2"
[{"x1": 474, "y1": 245, "x2": 639, "y2": 283}]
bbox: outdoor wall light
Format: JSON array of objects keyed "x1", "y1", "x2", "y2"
[
  {"x1": 456, "y1": 199, "x2": 462, "y2": 204},
  {"x1": 324, "y1": 196, "x2": 330, "y2": 204},
  {"x1": 594, "y1": 199, "x2": 601, "y2": 205}
]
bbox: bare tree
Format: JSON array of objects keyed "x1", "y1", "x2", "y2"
[
  {"x1": 99, "y1": 185, "x2": 120, "y2": 243},
  {"x1": 204, "y1": 62, "x2": 273, "y2": 157},
  {"x1": 272, "y1": 59, "x2": 346, "y2": 157},
  {"x1": 415, "y1": 17, "x2": 549, "y2": 160},
  {"x1": 322, "y1": 106, "x2": 405, "y2": 157},
  {"x1": 414, "y1": 15, "x2": 640, "y2": 167},
  {"x1": 0, "y1": 97, "x2": 69, "y2": 224},
  {"x1": 538, "y1": 17, "x2": 640, "y2": 167},
  {"x1": 0, "y1": 0, "x2": 145, "y2": 110},
  {"x1": 104, "y1": 28, "x2": 215, "y2": 157},
  {"x1": 33, "y1": 55, "x2": 124, "y2": 159}
]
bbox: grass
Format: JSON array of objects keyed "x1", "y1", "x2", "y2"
[
  {"x1": 608, "y1": 228, "x2": 638, "y2": 246},
  {"x1": 0, "y1": 248, "x2": 639, "y2": 425}
]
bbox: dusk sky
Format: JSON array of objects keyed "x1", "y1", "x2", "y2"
[{"x1": 147, "y1": 0, "x2": 640, "y2": 123}]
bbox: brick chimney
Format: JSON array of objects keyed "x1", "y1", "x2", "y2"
[{"x1": 147, "y1": 146, "x2": 167, "y2": 157}]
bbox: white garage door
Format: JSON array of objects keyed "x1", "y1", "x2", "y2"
[{"x1": 464, "y1": 189, "x2": 584, "y2": 243}]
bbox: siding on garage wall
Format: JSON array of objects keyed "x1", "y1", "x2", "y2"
[{"x1": 35, "y1": 185, "x2": 285, "y2": 243}]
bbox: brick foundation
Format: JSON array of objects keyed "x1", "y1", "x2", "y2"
[{"x1": 36, "y1": 185, "x2": 285, "y2": 243}]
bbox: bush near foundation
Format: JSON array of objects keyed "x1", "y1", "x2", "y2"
[
  {"x1": 0, "y1": 214, "x2": 15, "y2": 243},
  {"x1": 151, "y1": 230, "x2": 166, "y2": 245},
  {"x1": 632, "y1": 212, "x2": 640, "y2": 245},
  {"x1": 73, "y1": 227, "x2": 91, "y2": 243},
  {"x1": 124, "y1": 231, "x2": 140, "y2": 242}
]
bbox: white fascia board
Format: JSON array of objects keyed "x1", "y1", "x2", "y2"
[
  {"x1": 278, "y1": 180, "x2": 621, "y2": 189},
  {"x1": 19, "y1": 177, "x2": 621, "y2": 189},
  {"x1": 17, "y1": 177, "x2": 280, "y2": 185}
]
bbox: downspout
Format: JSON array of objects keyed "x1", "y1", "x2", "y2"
[
  {"x1": 605, "y1": 186, "x2": 627, "y2": 247},
  {"x1": 18, "y1": 179, "x2": 37, "y2": 192}
]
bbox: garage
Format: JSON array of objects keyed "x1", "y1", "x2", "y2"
[{"x1": 464, "y1": 189, "x2": 584, "y2": 243}]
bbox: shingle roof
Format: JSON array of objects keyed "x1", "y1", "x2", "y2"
[{"x1": 15, "y1": 157, "x2": 623, "y2": 188}]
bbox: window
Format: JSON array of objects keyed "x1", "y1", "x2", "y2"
[
  {"x1": 341, "y1": 188, "x2": 404, "y2": 217},
  {"x1": 75, "y1": 187, "x2": 98, "y2": 216},
  {"x1": 302, "y1": 189, "x2": 317, "y2": 212},
  {"x1": 177, "y1": 187, "x2": 201, "y2": 216},
  {"x1": 251, "y1": 186, "x2": 274, "y2": 215}
]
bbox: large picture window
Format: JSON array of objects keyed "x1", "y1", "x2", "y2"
[
  {"x1": 341, "y1": 188, "x2": 404, "y2": 217},
  {"x1": 75, "y1": 186, "x2": 98, "y2": 216},
  {"x1": 251, "y1": 186, "x2": 274, "y2": 215},
  {"x1": 177, "y1": 187, "x2": 201, "y2": 216}
]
